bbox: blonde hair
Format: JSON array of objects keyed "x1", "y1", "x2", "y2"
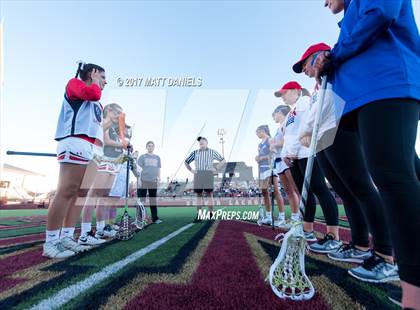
[{"x1": 103, "y1": 103, "x2": 122, "y2": 118}]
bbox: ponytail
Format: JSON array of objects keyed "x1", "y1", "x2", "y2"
[
  {"x1": 74, "y1": 61, "x2": 105, "y2": 81},
  {"x1": 75, "y1": 61, "x2": 84, "y2": 78}
]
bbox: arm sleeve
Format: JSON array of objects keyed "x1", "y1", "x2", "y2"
[
  {"x1": 185, "y1": 151, "x2": 195, "y2": 164},
  {"x1": 138, "y1": 156, "x2": 144, "y2": 168},
  {"x1": 158, "y1": 156, "x2": 161, "y2": 168},
  {"x1": 331, "y1": 0, "x2": 403, "y2": 67},
  {"x1": 66, "y1": 78, "x2": 102, "y2": 102},
  {"x1": 213, "y1": 150, "x2": 224, "y2": 162}
]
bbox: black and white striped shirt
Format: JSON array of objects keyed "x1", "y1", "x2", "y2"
[{"x1": 185, "y1": 148, "x2": 224, "y2": 171}]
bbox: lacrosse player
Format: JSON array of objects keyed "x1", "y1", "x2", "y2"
[
  {"x1": 315, "y1": 0, "x2": 420, "y2": 307},
  {"x1": 255, "y1": 125, "x2": 285, "y2": 227},
  {"x1": 277, "y1": 81, "x2": 341, "y2": 252},
  {"x1": 43, "y1": 62, "x2": 108, "y2": 258},
  {"x1": 271, "y1": 105, "x2": 300, "y2": 224}
]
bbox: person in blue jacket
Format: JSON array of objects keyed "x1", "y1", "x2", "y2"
[{"x1": 314, "y1": 0, "x2": 420, "y2": 308}]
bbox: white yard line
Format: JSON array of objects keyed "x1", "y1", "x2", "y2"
[{"x1": 29, "y1": 223, "x2": 194, "y2": 310}]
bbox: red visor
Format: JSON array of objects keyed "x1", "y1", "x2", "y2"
[{"x1": 292, "y1": 42, "x2": 331, "y2": 73}]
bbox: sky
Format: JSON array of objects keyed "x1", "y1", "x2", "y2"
[{"x1": 0, "y1": 0, "x2": 419, "y2": 192}]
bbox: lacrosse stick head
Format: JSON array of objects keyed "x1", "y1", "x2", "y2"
[
  {"x1": 269, "y1": 223, "x2": 315, "y2": 300},
  {"x1": 134, "y1": 198, "x2": 147, "y2": 230},
  {"x1": 115, "y1": 210, "x2": 135, "y2": 240}
]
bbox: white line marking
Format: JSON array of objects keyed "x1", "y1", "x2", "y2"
[{"x1": 30, "y1": 223, "x2": 194, "y2": 310}]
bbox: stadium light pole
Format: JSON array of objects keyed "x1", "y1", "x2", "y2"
[{"x1": 217, "y1": 128, "x2": 226, "y2": 158}]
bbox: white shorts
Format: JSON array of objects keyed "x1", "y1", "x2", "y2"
[
  {"x1": 275, "y1": 159, "x2": 289, "y2": 175},
  {"x1": 57, "y1": 137, "x2": 103, "y2": 165},
  {"x1": 259, "y1": 169, "x2": 272, "y2": 180},
  {"x1": 109, "y1": 162, "x2": 129, "y2": 197}
]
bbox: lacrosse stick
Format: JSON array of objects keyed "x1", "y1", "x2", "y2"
[
  {"x1": 256, "y1": 166, "x2": 265, "y2": 226},
  {"x1": 269, "y1": 76, "x2": 328, "y2": 301},
  {"x1": 269, "y1": 153, "x2": 276, "y2": 230},
  {"x1": 134, "y1": 176, "x2": 147, "y2": 230},
  {"x1": 116, "y1": 112, "x2": 135, "y2": 240}
]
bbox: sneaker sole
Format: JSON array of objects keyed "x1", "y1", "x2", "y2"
[
  {"x1": 310, "y1": 247, "x2": 341, "y2": 254},
  {"x1": 387, "y1": 296, "x2": 402, "y2": 307},
  {"x1": 348, "y1": 270, "x2": 400, "y2": 283},
  {"x1": 327, "y1": 254, "x2": 365, "y2": 264},
  {"x1": 78, "y1": 241, "x2": 105, "y2": 246},
  {"x1": 305, "y1": 238, "x2": 318, "y2": 242},
  {"x1": 42, "y1": 252, "x2": 76, "y2": 259}
]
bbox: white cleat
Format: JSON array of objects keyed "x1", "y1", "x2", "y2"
[
  {"x1": 261, "y1": 216, "x2": 274, "y2": 225},
  {"x1": 95, "y1": 228, "x2": 117, "y2": 239},
  {"x1": 42, "y1": 241, "x2": 76, "y2": 259},
  {"x1": 78, "y1": 231, "x2": 107, "y2": 246},
  {"x1": 61, "y1": 237, "x2": 91, "y2": 253}
]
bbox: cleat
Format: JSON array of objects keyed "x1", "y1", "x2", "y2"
[
  {"x1": 78, "y1": 230, "x2": 107, "y2": 246},
  {"x1": 43, "y1": 241, "x2": 76, "y2": 259},
  {"x1": 61, "y1": 237, "x2": 91, "y2": 253}
]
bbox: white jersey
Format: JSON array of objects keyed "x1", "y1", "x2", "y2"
[
  {"x1": 298, "y1": 83, "x2": 342, "y2": 150},
  {"x1": 281, "y1": 97, "x2": 310, "y2": 159},
  {"x1": 54, "y1": 95, "x2": 104, "y2": 143},
  {"x1": 273, "y1": 127, "x2": 284, "y2": 159}
]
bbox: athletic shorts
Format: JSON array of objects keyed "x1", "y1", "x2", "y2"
[
  {"x1": 274, "y1": 158, "x2": 289, "y2": 175},
  {"x1": 259, "y1": 169, "x2": 272, "y2": 180},
  {"x1": 57, "y1": 137, "x2": 103, "y2": 165},
  {"x1": 193, "y1": 170, "x2": 214, "y2": 193}
]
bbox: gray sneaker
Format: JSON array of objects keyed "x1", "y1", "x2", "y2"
[
  {"x1": 309, "y1": 233, "x2": 342, "y2": 253},
  {"x1": 327, "y1": 242, "x2": 372, "y2": 263},
  {"x1": 304, "y1": 230, "x2": 317, "y2": 242},
  {"x1": 348, "y1": 254, "x2": 399, "y2": 283}
]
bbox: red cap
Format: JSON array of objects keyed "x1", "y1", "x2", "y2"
[
  {"x1": 292, "y1": 42, "x2": 331, "y2": 73},
  {"x1": 274, "y1": 81, "x2": 310, "y2": 98}
]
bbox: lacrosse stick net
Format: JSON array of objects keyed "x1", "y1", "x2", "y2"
[
  {"x1": 115, "y1": 113, "x2": 136, "y2": 240},
  {"x1": 269, "y1": 77, "x2": 328, "y2": 300}
]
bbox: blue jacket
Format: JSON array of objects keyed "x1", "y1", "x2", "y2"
[{"x1": 330, "y1": 0, "x2": 420, "y2": 115}]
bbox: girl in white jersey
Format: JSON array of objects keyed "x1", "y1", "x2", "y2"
[
  {"x1": 277, "y1": 81, "x2": 341, "y2": 253},
  {"x1": 78, "y1": 104, "x2": 128, "y2": 246},
  {"x1": 43, "y1": 63, "x2": 109, "y2": 258},
  {"x1": 270, "y1": 105, "x2": 300, "y2": 224}
]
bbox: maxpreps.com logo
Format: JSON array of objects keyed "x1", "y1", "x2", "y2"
[{"x1": 197, "y1": 208, "x2": 259, "y2": 221}]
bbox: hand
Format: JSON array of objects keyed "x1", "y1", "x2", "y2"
[
  {"x1": 283, "y1": 156, "x2": 297, "y2": 167},
  {"x1": 121, "y1": 139, "x2": 129, "y2": 149},
  {"x1": 299, "y1": 134, "x2": 312, "y2": 148},
  {"x1": 90, "y1": 68, "x2": 101, "y2": 85},
  {"x1": 313, "y1": 51, "x2": 332, "y2": 84},
  {"x1": 255, "y1": 156, "x2": 260, "y2": 162},
  {"x1": 191, "y1": 169, "x2": 197, "y2": 174},
  {"x1": 156, "y1": 176, "x2": 161, "y2": 183}
]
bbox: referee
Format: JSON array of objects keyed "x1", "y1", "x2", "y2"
[{"x1": 185, "y1": 136, "x2": 226, "y2": 222}]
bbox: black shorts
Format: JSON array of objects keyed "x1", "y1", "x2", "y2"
[{"x1": 193, "y1": 170, "x2": 214, "y2": 193}]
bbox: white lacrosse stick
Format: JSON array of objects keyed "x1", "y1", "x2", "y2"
[
  {"x1": 269, "y1": 77, "x2": 328, "y2": 301},
  {"x1": 256, "y1": 166, "x2": 265, "y2": 226}
]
